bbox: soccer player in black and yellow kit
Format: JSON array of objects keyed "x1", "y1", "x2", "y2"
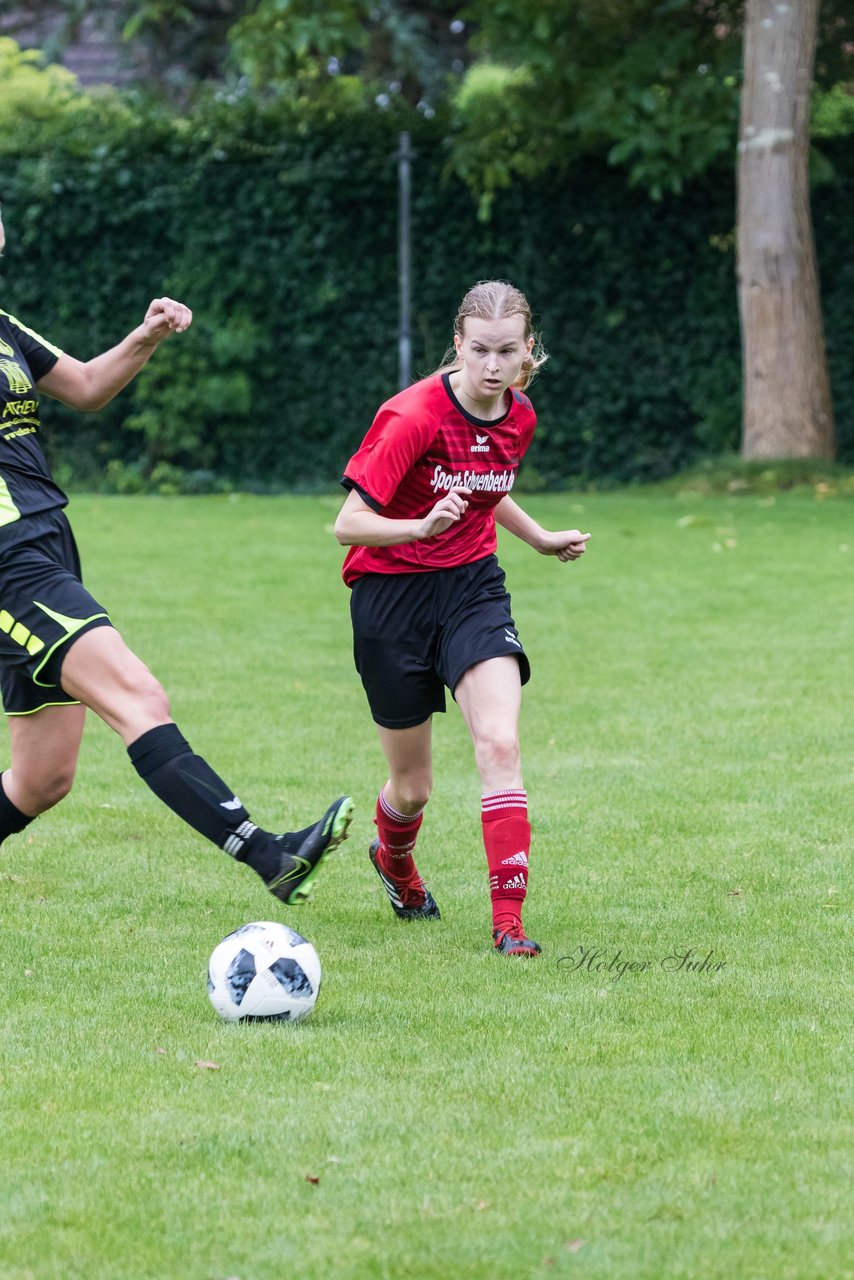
[{"x1": 0, "y1": 209, "x2": 352, "y2": 899}]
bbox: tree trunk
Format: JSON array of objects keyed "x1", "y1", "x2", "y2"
[{"x1": 737, "y1": 0, "x2": 835, "y2": 460}]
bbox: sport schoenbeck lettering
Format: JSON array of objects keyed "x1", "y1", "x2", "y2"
[{"x1": 430, "y1": 464, "x2": 516, "y2": 494}]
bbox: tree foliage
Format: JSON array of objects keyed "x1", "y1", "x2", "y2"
[
  {"x1": 0, "y1": 0, "x2": 246, "y2": 92},
  {"x1": 228, "y1": 0, "x2": 467, "y2": 106},
  {"x1": 2, "y1": 3, "x2": 853, "y2": 479},
  {"x1": 2, "y1": 61, "x2": 853, "y2": 492},
  {"x1": 449, "y1": 0, "x2": 853, "y2": 208},
  {"x1": 102, "y1": 0, "x2": 852, "y2": 206},
  {"x1": 0, "y1": 35, "x2": 82, "y2": 138},
  {"x1": 5, "y1": 1, "x2": 851, "y2": 198}
]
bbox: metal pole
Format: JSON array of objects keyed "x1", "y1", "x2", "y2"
[{"x1": 398, "y1": 131, "x2": 412, "y2": 389}]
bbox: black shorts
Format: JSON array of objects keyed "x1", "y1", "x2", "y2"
[
  {"x1": 349, "y1": 554, "x2": 530, "y2": 729},
  {"x1": 0, "y1": 509, "x2": 112, "y2": 716}
]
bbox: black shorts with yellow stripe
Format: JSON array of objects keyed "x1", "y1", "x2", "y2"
[{"x1": 0, "y1": 509, "x2": 112, "y2": 715}]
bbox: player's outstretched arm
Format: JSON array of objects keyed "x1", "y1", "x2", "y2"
[
  {"x1": 35, "y1": 297, "x2": 192, "y2": 412},
  {"x1": 335, "y1": 485, "x2": 472, "y2": 547},
  {"x1": 494, "y1": 496, "x2": 590, "y2": 561}
]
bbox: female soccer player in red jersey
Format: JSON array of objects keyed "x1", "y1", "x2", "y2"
[
  {"x1": 335, "y1": 280, "x2": 589, "y2": 956},
  {"x1": 0, "y1": 208, "x2": 351, "y2": 901}
]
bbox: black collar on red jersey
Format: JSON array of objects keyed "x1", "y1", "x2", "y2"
[{"x1": 441, "y1": 372, "x2": 511, "y2": 428}]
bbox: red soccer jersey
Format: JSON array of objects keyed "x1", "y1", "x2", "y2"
[{"x1": 341, "y1": 372, "x2": 537, "y2": 585}]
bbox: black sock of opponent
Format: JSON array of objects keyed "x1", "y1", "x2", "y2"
[
  {"x1": 127, "y1": 723, "x2": 282, "y2": 880},
  {"x1": 0, "y1": 773, "x2": 35, "y2": 847}
]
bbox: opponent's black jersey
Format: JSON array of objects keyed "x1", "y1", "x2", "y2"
[{"x1": 0, "y1": 309, "x2": 67, "y2": 548}]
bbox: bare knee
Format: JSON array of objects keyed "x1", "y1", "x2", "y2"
[
  {"x1": 97, "y1": 651, "x2": 170, "y2": 717},
  {"x1": 473, "y1": 730, "x2": 521, "y2": 785},
  {"x1": 128, "y1": 668, "x2": 171, "y2": 722},
  {"x1": 93, "y1": 663, "x2": 171, "y2": 742},
  {"x1": 36, "y1": 765, "x2": 76, "y2": 811},
  {"x1": 111, "y1": 669, "x2": 172, "y2": 745},
  {"x1": 14, "y1": 761, "x2": 77, "y2": 815},
  {"x1": 60, "y1": 628, "x2": 172, "y2": 740},
  {"x1": 387, "y1": 773, "x2": 433, "y2": 815},
  {"x1": 74, "y1": 660, "x2": 170, "y2": 741}
]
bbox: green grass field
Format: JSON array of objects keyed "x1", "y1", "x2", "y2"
[{"x1": 1, "y1": 486, "x2": 851, "y2": 1280}]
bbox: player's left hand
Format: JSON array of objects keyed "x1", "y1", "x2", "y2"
[
  {"x1": 540, "y1": 530, "x2": 591, "y2": 561},
  {"x1": 141, "y1": 297, "x2": 193, "y2": 342}
]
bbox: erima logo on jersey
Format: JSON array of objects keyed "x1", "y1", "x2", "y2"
[
  {"x1": 504, "y1": 628, "x2": 522, "y2": 649},
  {"x1": 501, "y1": 851, "x2": 529, "y2": 867},
  {"x1": 471, "y1": 432, "x2": 490, "y2": 453}
]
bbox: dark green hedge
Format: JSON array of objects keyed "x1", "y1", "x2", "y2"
[{"x1": 2, "y1": 105, "x2": 851, "y2": 490}]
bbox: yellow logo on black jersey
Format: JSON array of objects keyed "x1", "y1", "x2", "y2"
[
  {"x1": 0, "y1": 338, "x2": 14, "y2": 358},
  {"x1": 0, "y1": 359, "x2": 33, "y2": 395}
]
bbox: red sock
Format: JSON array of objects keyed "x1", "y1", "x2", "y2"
[
  {"x1": 375, "y1": 787, "x2": 424, "y2": 881},
  {"x1": 482, "y1": 789, "x2": 530, "y2": 933}
]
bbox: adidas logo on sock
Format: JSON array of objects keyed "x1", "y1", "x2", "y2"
[
  {"x1": 501, "y1": 850, "x2": 529, "y2": 867},
  {"x1": 501, "y1": 872, "x2": 528, "y2": 891}
]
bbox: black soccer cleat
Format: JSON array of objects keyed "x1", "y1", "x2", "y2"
[
  {"x1": 493, "y1": 924, "x2": 542, "y2": 957},
  {"x1": 369, "y1": 838, "x2": 441, "y2": 920},
  {"x1": 266, "y1": 796, "x2": 354, "y2": 905}
]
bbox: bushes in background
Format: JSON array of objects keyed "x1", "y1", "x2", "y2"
[{"x1": 2, "y1": 90, "x2": 851, "y2": 490}]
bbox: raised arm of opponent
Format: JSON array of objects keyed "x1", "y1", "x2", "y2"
[{"x1": 35, "y1": 297, "x2": 192, "y2": 412}]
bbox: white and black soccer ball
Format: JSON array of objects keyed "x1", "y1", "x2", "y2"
[{"x1": 207, "y1": 921, "x2": 321, "y2": 1023}]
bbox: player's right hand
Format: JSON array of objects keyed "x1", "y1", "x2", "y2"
[
  {"x1": 140, "y1": 297, "x2": 193, "y2": 343},
  {"x1": 420, "y1": 487, "x2": 472, "y2": 539}
]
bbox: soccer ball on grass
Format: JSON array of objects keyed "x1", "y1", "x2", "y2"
[{"x1": 207, "y1": 921, "x2": 321, "y2": 1022}]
